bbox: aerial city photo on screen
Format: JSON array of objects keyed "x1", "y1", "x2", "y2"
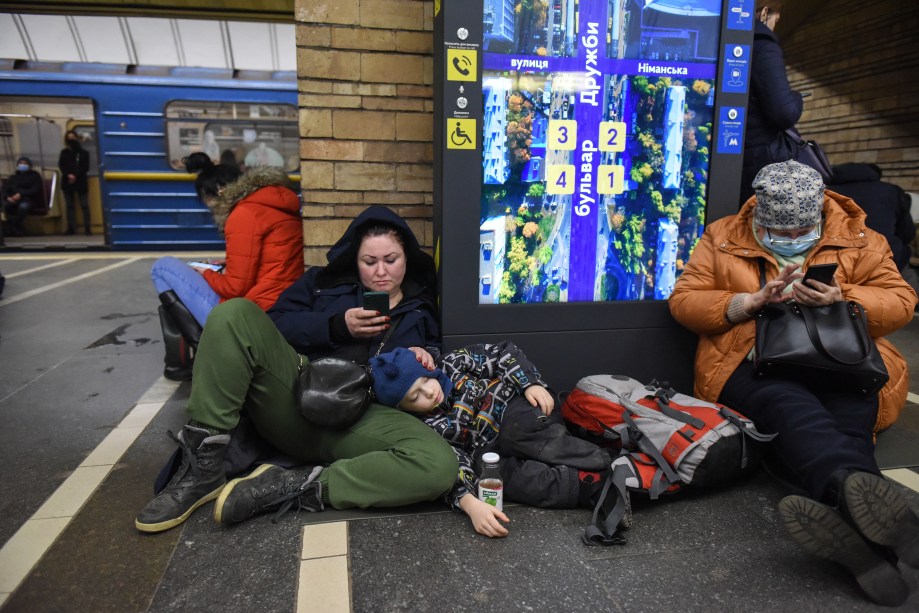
[{"x1": 478, "y1": 0, "x2": 722, "y2": 304}]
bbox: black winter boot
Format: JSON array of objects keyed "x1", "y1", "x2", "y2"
[
  {"x1": 158, "y1": 305, "x2": 193, "y2": 381},
  {"x1": 214, "y1": 464, "x2": 324, "y2": 525},
  {"x1": 841, "y1": 471, "x2": 919, "y2": 568},
  {"x1": 159, "y1": 290, "x2": 203, "y2": 348},
  {"x1": 778, "y1": 495, "x2": 909, "y2": 606},
  {"x1": 135, "y1": 425, "x2": 229, "y2": 533}
]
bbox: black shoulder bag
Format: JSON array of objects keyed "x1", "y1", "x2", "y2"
[
  {"x1": 784, "y1": 127, "x2": 833, "y2": 182},
  {"x1": 753, "y1": 260, "x2": 888, "y2": 395},
  {"x1": 295, "y1": 315, "x2": 402, "y2": 429}
]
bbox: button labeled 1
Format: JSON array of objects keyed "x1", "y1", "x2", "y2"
[{"x1": 597, "y1": 165, "x2": 625, "y2": 195}]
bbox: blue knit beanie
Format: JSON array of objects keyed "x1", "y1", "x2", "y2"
[{"x1": 369, "y1": 348, "x2": 450, "y2": 408}]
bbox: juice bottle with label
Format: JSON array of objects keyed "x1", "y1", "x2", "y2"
[{"x1": 477, "y1": 452, "x2": 503, "y2": 512}]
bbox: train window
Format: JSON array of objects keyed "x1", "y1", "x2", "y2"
[
  {"x1": 0, "y1": 96, "x2": 95, "y2": 175},
  {"x1": 165, "y1": 101, "x2": 298, "y2": 172},
  {"x1": 0, "y1": 117, "x2": 13, "y2": 176}
]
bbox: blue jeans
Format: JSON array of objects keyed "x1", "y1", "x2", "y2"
[{"x1": 151, "y1": 256, "x2": 220, "y2": 326}]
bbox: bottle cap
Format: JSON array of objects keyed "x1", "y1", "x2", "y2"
[{"x1": 482, "y1": 452, "x2": 500, "y2": 463}]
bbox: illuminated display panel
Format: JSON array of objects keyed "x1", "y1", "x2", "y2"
[{"x1": 478, "y1": 0, "x2": 722, "y2": 304}]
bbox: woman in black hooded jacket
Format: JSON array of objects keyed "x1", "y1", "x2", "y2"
[
  {"x1": 268, "y1": 205, "x2": 440, "y2": 364},
  {"x1": 135, "y1": 206, "x2": 456, "y2": 534}
]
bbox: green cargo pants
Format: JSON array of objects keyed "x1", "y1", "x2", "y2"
[{"x1": 185, "y1": 298, "x2": 457, "y2": 510}]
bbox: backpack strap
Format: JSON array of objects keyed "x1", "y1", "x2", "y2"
[
  {"x1": 583, "y1": 461, "x2": 631, "y2": 546},
  {"x1": 654, "y1": 397, "x2": 705, "y2": 429},
  {"x1": 620, "y1": 410, "x2": 681, "y2": 486},
  {"x1": 719, "y1": 406, "x2": 777, "y2": 443},
  {"x1": 718, "y1": 406, "x2": 777, "y2": 470}
]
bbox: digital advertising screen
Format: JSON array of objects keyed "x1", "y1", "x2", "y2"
[
  {"x1": 435, "y1": 0, "x2": 753, "y2": 390},
  {"x1": 476, "y1": 0, "x2": 730, "y2": 305}
]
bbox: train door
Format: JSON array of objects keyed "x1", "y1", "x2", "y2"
[{"x1": 0, "y1": 96, "x2": 104, "y2": 249}]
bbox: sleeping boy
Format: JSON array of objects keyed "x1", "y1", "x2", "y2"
[{"x1": 370, "y1": 343, "x2": 611, "y2": 537}]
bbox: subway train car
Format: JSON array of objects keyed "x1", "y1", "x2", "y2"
[{"x1": 0, "y1": 66, "x2": 297, "y2": 249}]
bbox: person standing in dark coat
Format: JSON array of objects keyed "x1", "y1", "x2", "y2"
[
  {"x1": 2, "y1": 156, "x2": 43, "y2": 237},
  {"x1": 740, "y1": 0, "x2": 804, "y2": 206},
  {"x1": 58, "y1": 130, "x2": 91, "y2": 235},
  {"x1": 826, "y1": 163, "x2": 915, "y2": 271}
]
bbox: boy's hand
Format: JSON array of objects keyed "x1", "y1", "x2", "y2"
[
  {"x1": 408, "y1": 346, "x2": 436, "y2": 370},
  {"x1": 459, "y1": 494, "x2": 509, "y2": 538},
  {"x1": 524, "y1": 385, "x2": 554, "y2": 416}
]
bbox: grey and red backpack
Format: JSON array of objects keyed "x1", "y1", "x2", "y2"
[{"x1": 562, "y1": 375, "x2": 775, "y2": 546}]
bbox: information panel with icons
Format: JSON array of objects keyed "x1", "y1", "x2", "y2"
[{"x1": 477, "y1": 0, "x2": 729, "y2": 304}]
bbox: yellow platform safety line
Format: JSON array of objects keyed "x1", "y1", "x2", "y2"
[
  {"x1": 103, "y1": 172, "x2": 301, "y2": 182},
  {"x1": 298, "y1": 522, "x2": 351, "y2": 612},
  {"x1": 0, "y1": 377, "x2": 181, "y2": 604},
  {"x1": 882, "y1": 468, "x2": 919, "y2": 494}
]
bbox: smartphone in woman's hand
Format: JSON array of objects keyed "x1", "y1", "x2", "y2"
[
  {"x1": 362, "y1": 291, "x2": 390, "y2": 315},
  {"x1": 803, "y1": 263, "x2": 838, "y2": 286}
]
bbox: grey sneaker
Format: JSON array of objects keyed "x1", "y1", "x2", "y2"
[
  {"x1": 842, "y1": 471, "x2": 919, "y2": 567},
  {"x1": 135, "y1": 425, "x2": 229, "y2": 533},
  {"x1": 778, "y1": 495, "x2": 908, "y2": 607},
  {"x1": 214, "y1": 464, "x2": 324, "y2": 525}
]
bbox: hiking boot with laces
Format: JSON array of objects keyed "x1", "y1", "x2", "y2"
[
  {"x1": 214, "y1": 464, "x2": 324, "y2": 525},
  {"x1": 135, "y1": 425, "x2": 229, "y2": 533}
]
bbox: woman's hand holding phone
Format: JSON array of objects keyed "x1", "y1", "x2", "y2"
[
  {"x1": 344, "y1": 307, "x2": 390, "y2": 338},
  {"x1": 794, "y1": 263, "x2": 842, "y2": 306},
  {"x1": 344, "y1": 292, "x2": 392, "y2": 338}
]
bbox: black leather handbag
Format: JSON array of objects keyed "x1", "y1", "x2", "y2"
[
  {"x1": 754, "y1": 300, "x2": 889, "y2": 395},
  {"x1": 295, "y1": 315, "x2": 401, "y2": 428},
  {"x1": 295, "y1": 357, "x2": 374, "y2": 429}
]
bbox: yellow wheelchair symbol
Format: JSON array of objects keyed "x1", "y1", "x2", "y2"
[{"x1": 448, "y1": 119, "x2": 476, "y2": 150}]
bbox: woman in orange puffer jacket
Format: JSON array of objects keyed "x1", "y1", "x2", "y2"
[{"x1": 670, "y1": 160, "x2": 918, "y2": 606}]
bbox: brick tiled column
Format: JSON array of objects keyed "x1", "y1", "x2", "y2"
[{"x1": 296, "y1": 0, "x2": 434, "y2": 265}]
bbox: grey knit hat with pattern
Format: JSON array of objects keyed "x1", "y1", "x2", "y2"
[{"x1": 752, "y1": 160, "x2": 824, "y2": 230}]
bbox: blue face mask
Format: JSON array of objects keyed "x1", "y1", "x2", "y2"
[
  {"x1": 765, "y1": 226, "x2": 820, "y2": 257},
  {"x1": 16, "y1": 164, "x2": 29, "y2": 172}
]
